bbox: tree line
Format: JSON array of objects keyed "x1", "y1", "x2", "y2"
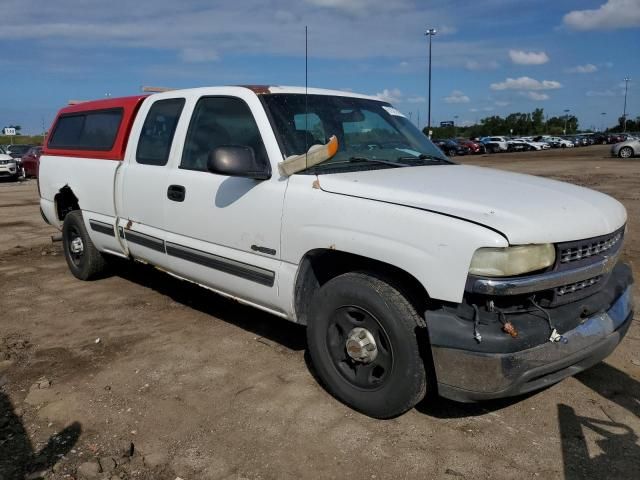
[{"x1": 422, "y1": 108, "x2": 638, "y2": 139}]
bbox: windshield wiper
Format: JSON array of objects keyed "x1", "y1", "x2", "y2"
[
  {"x1": 396, "y1": 153, "x2": 451, "y2": 164},
  {"x1": 348, "y1": 156, "x2": 408, "y2": 167}
]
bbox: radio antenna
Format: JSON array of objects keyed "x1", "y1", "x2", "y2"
[{"x1": 305, "y1": 25, "x2": 309, "y2": 167}]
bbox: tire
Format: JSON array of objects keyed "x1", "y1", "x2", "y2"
[
  {"x1": 619, "y1": 147, "x2": 634, "y2": 159},
  {"x1": 306, "y1": 272, "x2": 427, "y2": 419},
  {"x1": 62, "y1": 210, "x2": 107, "y2": 280}
]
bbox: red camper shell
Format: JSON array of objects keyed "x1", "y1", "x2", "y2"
[{"x1": 44, "y1": 95, "x2": 148, "y2": 160}]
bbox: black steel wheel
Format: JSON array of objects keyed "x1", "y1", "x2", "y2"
[
  {"x1": 307, "y1": 272, "x2": 427, "y2": 419},
  {"x1": 62, "y1": 211, "x2": 107, "y2": 280},
  {"x1": 326, "y1": 306, "x2": 393, "y2": 391}
]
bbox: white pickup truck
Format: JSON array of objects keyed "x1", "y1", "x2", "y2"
[{"x1": 39, "y1": 86, "x2": 634, "y2": 418}]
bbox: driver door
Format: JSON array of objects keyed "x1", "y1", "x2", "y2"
[{"x1": 162, "y1": 95, "x2": 287, "y2": 313}]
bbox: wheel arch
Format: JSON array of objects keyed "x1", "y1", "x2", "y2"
[
  {"x1": 54, "y1": 185, "x2": 80, "y2": 221},
  {"x1": 293, "y1": 248, "x2": 430, "y2": 326}
]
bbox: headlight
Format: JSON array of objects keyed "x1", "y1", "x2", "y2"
[{"x1": 469, "y1": 244, "x2": 556, "y2": 277}]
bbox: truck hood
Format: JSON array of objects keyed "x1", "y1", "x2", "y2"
[{"x1": 318, "y1": 165, "x2": 626, "y2": 244}]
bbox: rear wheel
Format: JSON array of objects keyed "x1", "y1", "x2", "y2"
[
  {"x1": 62, "y1": 211, "x2": 107, "y2": 280},
  {"x1": 306, "y1": 272, "x2": 427, "y2": 419},
  {"x1": 619, "y1": 146, "x2": 634, "y2": 159}
]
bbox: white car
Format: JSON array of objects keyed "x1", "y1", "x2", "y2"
[
  {"x1": 38, "y1": 86, "x2": 634, "y2": 418},
  {"x1": 480, "y1": 136, "x2": 509, "y2": 153},
  {"x1": 0, "y1": 152, "x2": 19, "y2": 180},
  {"x1": 547, "y1": 136, "x2": 574, "y2": 148},
  {"x1": 513, "y1": 138, "x2": 550, "y2": 151}
]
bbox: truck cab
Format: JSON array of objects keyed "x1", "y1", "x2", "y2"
[{"x1": 39, "y1": 86, "x2": 634, "y2": 418}]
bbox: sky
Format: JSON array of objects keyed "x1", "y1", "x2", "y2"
[{"x1": 0, "y1": 0, "x2": 638, "y2": 134}]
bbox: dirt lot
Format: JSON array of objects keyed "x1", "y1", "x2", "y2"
[{"x1": 1, "y1": 144, "x2": 639, "y2": 480}]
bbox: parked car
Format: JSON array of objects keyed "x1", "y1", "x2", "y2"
[
  {"x1": 434, "y1": 139, "x2": 470, "y2": 156},
  {"x1": 21, "y1": 146, "x2": 42, "y2": 178},
  {"x1": 506, "y1": 139, "x2": 532, "y2": 152},
  {"x1": 6, "y1": 144, "x2": 34, "y2": 159},
  {"x1": 458, "y1": 139, "x2": 486, "y2": 154},
  {"x1": 480, "y1": 136, "x2": 509, "y2": 153},
  {"x1": 39, "y1": 86, "x2": 634, "y2": 419},
  {"x1": 611, "y1": 137, "x2": 640, "y2": 158},
  {"x1": 590, "y1": 134, "x2": 610, "y2": 145},
  {"x1": 520, "y1": 137, "x2": 550, "y2": 150},
  {"x1": 0, "y1": 152, "x2": 21, "y2": 180},
  {"x1": 564, "y1": 136, "x2": 582, "y2": 147}
]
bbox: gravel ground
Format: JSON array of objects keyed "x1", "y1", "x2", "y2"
[{"x1": 0, "y1": 144, "x2": 638, "y2": 480}]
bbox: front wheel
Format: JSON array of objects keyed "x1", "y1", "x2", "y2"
[
  {"x1": 62, "y1": 211, "x2": 107, "y2": 280},
  {"x1": 619, "y1": 146, "x2": 634, "y2": 159},
  {"x1": 307, "y1": 272, "x2": 427, "y2": 419}
]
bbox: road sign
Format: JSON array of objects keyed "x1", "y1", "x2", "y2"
[
  {"x1": 440, "y1": 121, "x2": 454, "y2": 127},
  {"x1": 3, "y1": 127, "x2": 16, "y2": 136}
]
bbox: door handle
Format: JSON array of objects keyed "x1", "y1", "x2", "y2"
[{"x1": 167, "y1": 185, "x2": 186, "y2": 202}]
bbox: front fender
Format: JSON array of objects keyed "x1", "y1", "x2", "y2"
[{"x1": 282, "y1": 175, "x2": 507, "y2": 303}]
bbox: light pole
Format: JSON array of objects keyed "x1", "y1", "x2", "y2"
[
  {"x1": 601, "y1": 112, "x2": 606, "y2": 132},
  {"x1": 622, "y1": 77, "x2": 630, "y2": 132},
  {"x1": 453, "y1": 115, "x2": 459, "y2": 137},
  {"x1": 425, "y1": 28, "x2": 437, "y2": 138},
  {"x1": 563, "y1": 109, "x2": 570, "y2": 135}
]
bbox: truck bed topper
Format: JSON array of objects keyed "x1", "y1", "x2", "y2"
[{"x1": 43, "y1": 95, "x2": 148, "y2": 161}]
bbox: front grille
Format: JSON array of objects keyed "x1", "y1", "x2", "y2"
[
  {"x1": 559, "y1": 231, "x2": 622, "y2": 264},
  {"x1": 549, "y1": 226, "x2": 625, "y2": 304},
  {"x1": 554, "y1": 227, "x2": 625, "y2": 274},
  {"x1": 555, "y1": 275, "x2": 602, "y2": 296}
]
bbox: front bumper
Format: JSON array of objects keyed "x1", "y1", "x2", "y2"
[
  {"x1": 426, "y1": 262, "x2": 634, "y2": 402},
  {"x1": 0, "y1": 165, "x2": 17, "y2": 177}
]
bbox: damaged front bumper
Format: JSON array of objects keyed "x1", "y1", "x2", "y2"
[{"x1": 426, "y1": 262, "x2": 634, "y2": 403}]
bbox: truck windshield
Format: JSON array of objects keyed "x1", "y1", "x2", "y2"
[{"x1": 261, "y1": 94, "x2": 450, "y2": 173}]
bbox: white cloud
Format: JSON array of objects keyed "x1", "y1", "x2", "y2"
[
  {"x1": 464, "y1": 59, "x2": 500, "y2": 71},
  {"x1": 521, "y1": 91, "x2": 550, "y2": 101},
  {"x1": 180, "y1": 48, "x2": 219, "y2": 63},
  {"x1": 508, "y1": 50, "x2": 549, "y2": 65},
  {"x1": 490, "y1": 76, "x2": 562, "y2": 91},
  {"x1": 407, "y1": 96, "x2": 426, "y2": 103},
  {"x1": 494, "y1": 100, "x2": 510, "y2": 107},
  {"x1": 566, "y1": 63, "x2": 598, "y2": 73},
  {"x1": 586, "y1": 89, "x2": 617, "y2": 97},
  {"x1": 563, "y1": 0, "x2": 640, "y2": 30},
  {"x1": 375, "y1": 88, "x2": 403, "y2": 103},
  {"x1": 444, "y1": 90, "x2": 470, "y2": 103},
  {"x1": 469, "y1": 108, "x2": 479, "y2": 112},
  {"x1": 438, "y1": 25, "x2": 458, "y2": 35}
]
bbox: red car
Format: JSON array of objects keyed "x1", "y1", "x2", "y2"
[
  {"x1": 458, "y1": 139, "x2": 486, "y2": 154},
  {"x1": 21, "y1": 146, "x2": 42, "y2": 178}
]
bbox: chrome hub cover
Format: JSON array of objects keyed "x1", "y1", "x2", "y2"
[
  {"x1": 345, "y1": 327, "x2": 378, "y2": 364},
  {"x1": 70, "y1": 237, "x2": 84, "y2": 254}
]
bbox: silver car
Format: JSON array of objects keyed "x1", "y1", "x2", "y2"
[{"x1": 611, "y1": 137, "x2": 639, "y2": 158}]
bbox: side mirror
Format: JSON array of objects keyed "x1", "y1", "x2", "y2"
[{"x1": 207, "y1": 146, "x2": 271, "y2": 180}]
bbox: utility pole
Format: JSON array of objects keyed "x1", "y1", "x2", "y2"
[
  {"x1": 601, "y1": 112, "x2": 606, "y2": 132},
  {"x1": 563, "y1": 109, "x2": 570, "y2": 135},
  {"x1": 622, "y1": 77, "x2": 630, "y2": 132},
  {"x1": 425, "y1": 28, "x2": 437, "y2": 138}
]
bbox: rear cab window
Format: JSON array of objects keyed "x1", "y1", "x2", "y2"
[{"x1": 48, "y1": 109, "x2": 123, "y2": 151}]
